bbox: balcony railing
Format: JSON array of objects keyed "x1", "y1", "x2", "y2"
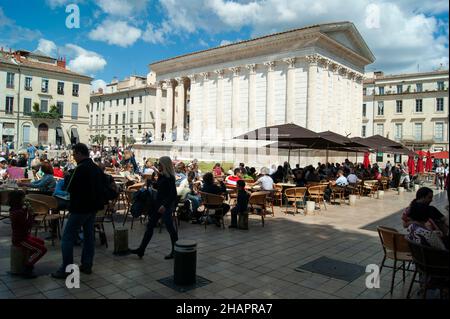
[
  {"x1": 400, "y1": 135, "x2": 447, "y2": 144},
  {"x1": 31, "y1": 112, "x2": 61, "y2": 120}
]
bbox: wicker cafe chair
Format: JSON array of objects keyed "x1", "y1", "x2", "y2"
[
  {"x1": 377, "y1": 226, "x2": 413, "y2": 294},
  {"x1": 248, "y1": 191, "x2": 269, "y2": 227},
  {"x1": 330, "y1": 185, "x2": 346, "y2": 205},
  {"x1": 199, "y1": 192, "x2": 226, "y2": 230},
  {"x1": 27, "y1": 198, "x2": 61, "y2": 246},
  {"x1": 307, "y1": 185, "x2": 327, "y2": 211},
  {"x1": 406, "y1": 240, "x2": 450, "y2": 299},
  {"x1": 284, "y1": 187, "x2": 307, "y2": 215},
  {"x1": 273, "y1": 184, "x2": 284, "y2": 206}
]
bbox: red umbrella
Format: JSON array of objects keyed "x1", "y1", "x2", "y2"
[
  {"x1": 431, "y1": 151, "x2": 449, "y2": 159},
  {"x1": 415, "y1": 150, "x2": 426, "y2": 157},
  {"x1": 363, "y1": 152, "x2": 370, "y2": 169},
  {"x1": 425, "y1": 151, "x2": 433, "y2": 172},
  {"x1": 416, "y1": 156, "x2": 424, "y2": 174},
  {"x1": 408, "y1": 155, "x2": 416, "y2": 176}
]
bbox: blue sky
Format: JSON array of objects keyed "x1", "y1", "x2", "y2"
[{"x1": 0, "y1": 0, "x2": 448, "y2": 90}]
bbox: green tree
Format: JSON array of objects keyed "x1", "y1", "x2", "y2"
[
  {"x1": 32, "y1": 102, "x2": 40, "y2": 112},
  {"x1": 92, "y1": 134, "x2": 107, "y2": 150}
]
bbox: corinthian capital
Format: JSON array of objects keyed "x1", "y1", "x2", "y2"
[
  {"x1": 306, "y1": 54, "x2": 320, "y2": 64},
  {"x1": 187, "y1": 74, "x2": 196, "y2": 83},
  {"x1": 230, "y1": 67, "x2": 241, "y2": 76},
  {"x1": 329, "y1": 63, "x2": 339, "y2": 73},
  {"x1": 214, "y1": 69, "x2": 225, "y2": 79},
  {"x1": 246, "y1": 64, "x2": 257, "y2": 73},
  {"x1": 201, "y1": 72, "x2": 210, "y2": 81},
  {"x1": 165, "y1": 79, "x2": 173, "y2": 88},
  {"x1": 174, "y1": 77, "x2": 185, "y2": 86},
  {"x1": 282, "y1": 57, "x2": 296, "y2": 68},
  {"x1": 318, "y1": 57, "x2": 330, "y2": 68},
  {"x1": 264, "y1": 61, "x2": 275, "y2": 71}
]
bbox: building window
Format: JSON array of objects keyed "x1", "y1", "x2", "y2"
[
  {"x1": 57, "y1": 81, "x2": 64, "y2": 95},
  {"x1": 41, "y1": 79, "x2": 49, "y2": 93},
  {"x1": 414, "y1": 123, "x2": 422, "y2": 141},
  {"x1": 363, "y1": 88, "x2": 367, "y2": 96},
  {"x1": 139, "y1": 96, "x2": 143, "y2": 103},
  {"x1": 416, "y1": 83, "x2": 422, "y2": 92},
  {"x1": 41, "y1": 100, "x2": 48, "y2": 113},
  {"x1": 436, "y1": 98, "x2": 444, "y2": 112},
  {"x1": 437, "y1": 81, "x2": 445, "y2": 91},
  {"x1": 395, "y1": 124, "x2": 402, "y2": 141},
  {"x1": 108, "y1": 114, "x2": 112, "y2": 125},
  {"x1": 6, "y1": 72, "x2": 14, "y2": 89},
  {"x1": 362, "y1": 104, "x2": 366, "y2": 117},
  {"x1": 5, "y1": 96, "x2": 14, "y2": 114},
  {"x1": 56, "y1": 101, "x2": 64, "y2": 117},
  {"x1": 361, "y1": 125, "x2": 366, "y2": 137},
  {"x1": 116, "y1": 99, "x2": 119, "y2": 106},
  {"x1": 415, "y1": 99, "x2": 423, "y2": 112},
  {"x1": 95, "y1": 115, "x2": 99, "y2": 127},
  {"x1": 22, "y1": 125, "x2": 31, "y2": 145},
  {"x1": 396, "y1": 85, "x2": 402, "y2": 94},
  {"x1": 138, "y1": 110, "x2": 142, "y2": 123},
  {"x1": 71, "y1": 103, "x2": 78, "y2": 119},
  {"x1": 96, "y1": 102, "x2": 99, "y2": 111},
  {"x1": 131, "y1": 97, "x2": 134, "y2": 105},
  {"x1": 109, "y1": 101, "x2": 112, "y2": 108},
  {"x1": 23, "y1": 98, "x2": 32, "y2": 115},
  {"x1": 122, "y1": 112, "x2": 126, "y2": 124},
  {"x1": 377, "y1": 124, "x2": 384, "y2": 136},
  {"x1": 377, "y1": 101, "x2": 384, "y2": 115},
  {"x1": 90, "y1": 115, "x2": 93, "y2": 126},
  {"x1": 123, "y1": 98, "x2": 126, "y2": 106},
  {"x1": 101, "y1": 114, "x2": 104, "y2": 126},
  {"x1": 115, "y1": 113, "x2": 119, "y2": 124},
  {"x1": 435, "y1": 123, "x2": 444, "y2": 142},
  {"x1": 25, "y1": 77, "x2": 32, "y2": 91},
  {"x1": 72, "y1": 84, "x2": 79, "y2": 96},
  {"x1": 378, "y1": 86, "x2": 384, "y2": 95},
  {"x1": 396, "y1": 100, "x2": 403, "y2": 113},
  {"x1": 129, "y1": 111, "x2": 134, "y2": 125}
]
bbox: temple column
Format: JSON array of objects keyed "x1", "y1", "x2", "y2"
[
  {"x1": 175, "y1": 77, "x2": 185, "y2": 141},
  {"x1": 283, "y1": 58, "x2": 296, "y2": 124},
  {"x1": 201, "y1": 72, "x2": 209, "y2": 138},
  {"x1": 306, "y1": 55, "x2": 319, "y2": 130},
  {"x1": 264, "y1": 61, "x2": 275, "y2": 127},
  {"x1": 246, "y1": 64, "x2": 256, "y2": 130},
  {"x1": 165, "y1": 80, "x2": 174, "y2": 141},
  {"x1": 215, "y1": 69, "x2": 225, "y2": 140},
  {"x1": 230, "y1": 67, "x2": 241, "y2": 136},
  {"x1": 154, "y1": 81, "x2": 162, "y2": 141}
]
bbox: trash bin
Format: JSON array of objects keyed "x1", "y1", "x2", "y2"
[
  {"x1": 349, "y1": 195, "x2": 357, "y2": 206},
  {"x1": 377, "y1": 190, "x2": 384, "y2": 199},
  {"x1": 306, "y1": 201, "x2": 316, "y2": 214},
  {"x1": 174, "y1": 240, "x2": 197, "y2": 286}
]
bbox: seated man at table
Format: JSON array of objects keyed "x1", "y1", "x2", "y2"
[
  {"x1": 19, "y1": 162, "x2": 56, "y2": 194},
  {"x1": 346, "y1": 169, "x2": 360, "y2": 185},
  {"x1": 225, "y1": 168, "x2": 242, "y2": 187},
  {"x1": 201, "y1": 172, "x2": 230, "y2": 227},
  {"x1": 333, "y1": 170, "x2": 349, "y2": 187},
  {"x1": 253, "y1": 167, "x2": 274, "y2": 191},
  {"x1": 229, "y1": 180, "x2": 250, "y2": 229}
]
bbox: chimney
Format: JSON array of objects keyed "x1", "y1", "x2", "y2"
[
  {"x1": 57, "y1": 56, "x2": 66, "y2": 69},
  {"x1": 13, "y1": 51, "x2": 21, "y2": 62}
]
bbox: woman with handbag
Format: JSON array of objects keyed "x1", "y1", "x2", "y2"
[{"x1": 129, "y1": 156, "x2": 178, "y2": 259}]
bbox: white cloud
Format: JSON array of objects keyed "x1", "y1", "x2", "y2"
[
  {"x1": 91, "y1": 79, "x2": 107, "y2": 93},
  {"x1": 95, "y1": 0, "x2": 149, "y2": 17},
  {"x1": 156, "y1": 0, "x2": 449, "y2": 73},
  {"x1": 220, "y1": 40, "x2": 232, "y2": 46},
  {"x1": 37, "y1": 39, "x2": 57, "y2": 57},
  {"x1": 89, "y1": 19, "x2": 142, "y2": 47},
  {"x1": 142, "y1": 22, "x2": 171, "y2": 44},
  {"x1": 65, "y1": 44, "x2": 107, "y2": 75},
  {"x1": 45, "y1": 0, "x2": 83, "y2": 8},
  {"x1": 0, "y1": 7, "x2": 41, "y2": 46}
]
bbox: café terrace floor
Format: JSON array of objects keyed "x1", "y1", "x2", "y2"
[{"x1": 0, "y1": 184, "x2": 448, "y2": 300}]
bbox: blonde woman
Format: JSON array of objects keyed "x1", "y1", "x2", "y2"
[{"x1": 130, "y1": 156, "x2": 178, "y2": 259}]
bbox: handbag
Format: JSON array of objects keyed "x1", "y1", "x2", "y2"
[{"x1": 130, "y1": 187, "x2": 157, "y2": 218}]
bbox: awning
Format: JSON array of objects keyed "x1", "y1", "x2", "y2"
[
  {"x1": 56, "y1": 127, "x2": 64, "y2": 137},
  {"x1": 71, "y1": 128, "x2": 79, "y2": 138}
]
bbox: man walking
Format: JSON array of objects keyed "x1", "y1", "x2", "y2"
[
  {"x1": 52, "y1": 143, "x2": 105, "y2": 278},
  {"x1": 26, "y1": 143, "x2": 37, "y2": 168}
]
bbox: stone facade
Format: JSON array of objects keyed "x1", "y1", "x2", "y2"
[{"x1": 0, "y1": 49, "x2": 91, "y2": 149}]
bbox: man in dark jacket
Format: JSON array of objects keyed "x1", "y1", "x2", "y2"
[{"x1": 53, "y1": 143, "x2": 105, "y2": 278}]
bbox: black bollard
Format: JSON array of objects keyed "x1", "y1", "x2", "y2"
[{"x1": 174, "y1": 240, "x2": 197, "y2": 286}]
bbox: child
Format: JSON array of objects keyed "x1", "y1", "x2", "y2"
[
  {"x1": 9, "y1": 190, "x2": 47, "y2": 278},
  {"x1": 229, "y1": 180, "x2": 250, "y2": 229}
]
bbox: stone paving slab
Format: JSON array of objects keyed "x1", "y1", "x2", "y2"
[{"x1": 0, "y1": 186, "x2": 447, "y2": 299}]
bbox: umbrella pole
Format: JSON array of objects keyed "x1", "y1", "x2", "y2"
[
  {"x1": 355, "y1": 152, "x2": 358, "y2": 163},
  {"x1": 326, "y1": 147, "x2": 329, "y2": 163},
  {"x1": 298, "y1": 150, "x2": 301, "y2": 166}
]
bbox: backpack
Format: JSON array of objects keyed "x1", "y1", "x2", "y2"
[
  {"x1": 103, "y1": 173, "x2": 119, "y2": 202},
  {"x1": 130, "y1": 187, "x2": 157, "y2": 218}
]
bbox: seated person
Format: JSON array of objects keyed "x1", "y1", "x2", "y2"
[
  {"x1": 213, "y1": 163, "x2": 223, "y2": 177},
  {"x1": 240, "y1": 167, "x2": 253, "y2": 181},
  {"x1": 225, "y1": 168, "x2": 242, "y2": 187},
  {"x1": 229, "y1": 180, "x2": 250, "y2": 229},
  {"x1": 52, "y1": 162, "x2": 64, "y2": 178},
  {"x1": 143, "y1": 159, "x2": 156, "y2": 175},
  {"x1": 333, "y1": 170, "x2": 349, "y2": 187},
  {"x1": 270, "y1": 166, "x2": 284, "y2": 184},
  {"x1": 253, "y1": 167, "x2": 274, "y2": 191},
  {"x1": 406, "y1": 201, "x2": 447, "y2": 251},
  {"x1": 346, "y1": 170, "x2": 360, "y2": 185},
  {"x1": 9, "y1": 190, "x2": 47, "y2": 278},
  {"x1": 294, "y1": 170, "x2": 307, "y2": 187},
  {"x1": 19, "y1": 162, "x2": 56, "y2": 193},
  {"x1": 201, "y1": 172, "x2": 230, "y2": 226},
  {"x1": 121, "y1": 163, "x2": 141, "y2": 183},
  {"x1": 6, "y1": 159, "x2": 25, "y2": 180}
]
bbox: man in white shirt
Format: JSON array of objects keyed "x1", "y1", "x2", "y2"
[
  {"x1": 346, "y1": 170, "x2": 360, "y2": 184},
  {"x1": 253, "y1": 167, "x2": 274, "y2": 191},
  {"x1": 335, "y1": 170, "x2": 349, "y2": 186},
  {"x1": 436, "y1": 163, "x2": 445, "y2": 190}
]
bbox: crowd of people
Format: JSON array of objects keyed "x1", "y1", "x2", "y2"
[{"x1": 4, "y1": 144, "x2": 449, "y2": 283}]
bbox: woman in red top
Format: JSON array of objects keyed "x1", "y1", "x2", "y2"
[
  {"x1": 52, "y1": 162, "x2": 64, "y2": 178},
  {"x1": 213, "y1": 163, "x2": 223, "y2": 177},
  {"x1": 9, "y1": 190, "x2": 47, "y2": 278}
]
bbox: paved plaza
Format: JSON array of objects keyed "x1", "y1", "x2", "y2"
[{"x1": 0, "y1": 184, "x2": 448, "y2": 299}]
